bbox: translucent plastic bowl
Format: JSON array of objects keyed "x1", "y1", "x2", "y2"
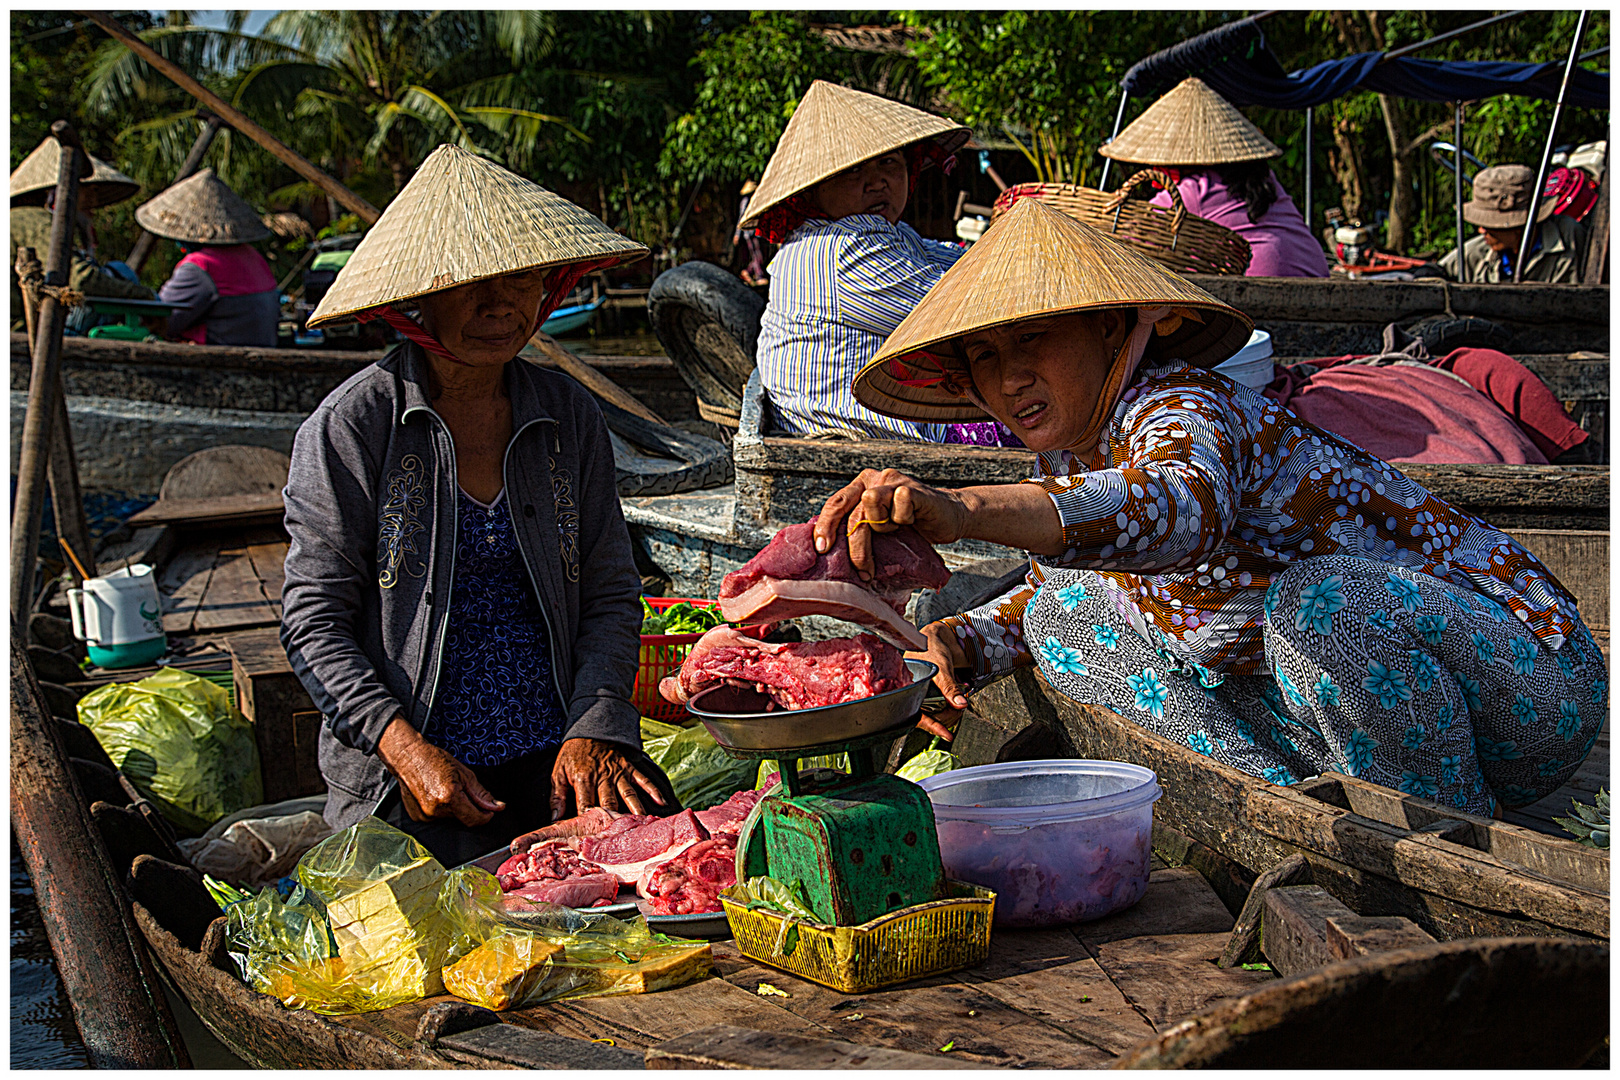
[{"x1": 918, "y1": 760, "x2": 1162, "y2": 928}]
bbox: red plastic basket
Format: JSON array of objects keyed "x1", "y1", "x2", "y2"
[{"x1": 635, "y1": 596, "x2": 770, "y2": 722}]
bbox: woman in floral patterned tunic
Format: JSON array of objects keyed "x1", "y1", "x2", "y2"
[{"x1": 817, "y1": 198, "x2": 1604, "y2": 816}]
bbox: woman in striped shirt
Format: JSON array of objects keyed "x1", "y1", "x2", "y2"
[{"x1": 742, "y1": 81, "x2": 1014, "y2": 445}]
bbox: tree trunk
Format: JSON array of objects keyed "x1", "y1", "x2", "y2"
[
  {"x1": 1329, "y1": 110, "x2": 1367, "y2": 222},
  {"x1": 1378, "y1": 94, "x2": 1418, "y2": 253}
]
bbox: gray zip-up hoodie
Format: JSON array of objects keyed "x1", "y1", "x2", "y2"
[{"x1": 280, "y1": 342, "x2": 644, "y2": 830}]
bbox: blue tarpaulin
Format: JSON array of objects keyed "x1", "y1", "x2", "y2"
[{"x1": 1121, "y1": 17, "x2": 1609, "y2": 110}]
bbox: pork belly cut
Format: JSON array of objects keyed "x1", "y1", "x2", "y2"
[
  {"x1": 576, "y1": 809, "x2": 710, "y2": 888},
  {"x1": 718, "y1": 520, "x2": 949, "y2": 650},
  {"x1": 659, "y1": 626, "x2": 909, "y2": 710},
  {"x1": 496, "y1": 840, "x2": 606, "y2": 890},
  {"x1": 500, "y1": 874, "x2": 622, "y2": 910},
  {"x1": 694, "y1": 788, "x2": 765, "y2": 837}
]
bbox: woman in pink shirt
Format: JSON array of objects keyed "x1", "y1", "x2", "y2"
[{"x1": 1101, "y1": 77, "x2": 1329, "y2": 278}]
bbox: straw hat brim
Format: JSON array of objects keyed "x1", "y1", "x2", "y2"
[
  {"x1": 135, "y1": 168, "x2": 272, "y2": 244},
  {"x1": 10, "y1": 139, "x2": 139, "y2": 210},
  {"x1": 1099, "y1": 76, "x2": 1281, "y2": 166},
  {"x1": 307, "y1": 144, "x2": 648, "y2": 328},
  {"x1": 1463, "y1": 194, "x2": 1557, "y2": 229},
  {"x1": 739, "y1": 80, "x2": 970, "y2": 229},
  {"x1": 853, "y1": 198, "x2": 1253, "y2": 423}
]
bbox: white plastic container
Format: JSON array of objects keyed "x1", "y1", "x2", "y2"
[
  {"x1": 1213, "y1": 328, "x2": 1275, "y2": 390},
  {"x1": 919, "y1": 760, "x2": 1162, "y2": 928},
  {"x1": 67, "y1": 563, "x2": 167, "y2": 669}
]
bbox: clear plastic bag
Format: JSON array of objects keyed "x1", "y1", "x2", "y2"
[
  {"x1": 178, "y1": 810, "x2": 334, "y2": 888},
  {"x1": 223, "y1": 818, "x2": 495, "y2": 1014},
  {"x1": 77, "y1": 666, "x2": 263, "y2": 834},
  {"x1": 641, "y1": 718, "x2": 758, "y2": 810}
]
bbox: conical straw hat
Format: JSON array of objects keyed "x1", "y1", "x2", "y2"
[
  {"x1": 854, "y1": 198, "x2": 1253, "y2": 422},
  {"x1": 309, "y1": 145, "x2": 648, "y2": 328},
  {"x1": 1099, "y1": 77, "x2": 1280, "y2": 166},
  {"x1": 135, "y1": 168, "x2": 271, "y2": 245},
  {"x1": 739, "y1": 80, "x2": 970, "y2": 229},
  {"x1": 10, "y1": 137, "x2": 138, "y2": 210}
]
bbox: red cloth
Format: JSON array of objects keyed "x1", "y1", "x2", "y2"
[
  {"x1": 1263, "y1": 347, "x2": 1586, "y2": 465},
  {"x1": 173, "y1": 245, "x2": 277, "y2": 344}
]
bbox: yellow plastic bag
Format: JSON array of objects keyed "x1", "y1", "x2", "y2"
[
  {"x1": 641, "y1": 717, "x2": 757, "y2": 810},
  {"x1": 78, "y1": 667, "x2": 263, "y2": 834},
  {"x1": 443, "y1": 900, "x2": 713, "y2": 1011},
  {"x1": 224, "y1": 818, "x2": 497, "y2": 1014}
]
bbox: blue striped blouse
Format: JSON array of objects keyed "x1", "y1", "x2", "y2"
[{"x1": 756, "y1": 214, "x2": 963, "y2": 440}]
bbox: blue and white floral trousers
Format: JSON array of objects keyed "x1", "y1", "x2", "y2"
[{"x1": 1024, "y1": 555, "x2": 1607, "y2": 815}]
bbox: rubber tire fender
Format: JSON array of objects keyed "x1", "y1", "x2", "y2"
[{"x1": 647, "y1": 261, "x2": 765, "y2": 413}]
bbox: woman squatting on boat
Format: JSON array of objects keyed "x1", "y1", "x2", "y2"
[{"x1": 818, "y1": 198, "x2": 1605, "y2": 817}]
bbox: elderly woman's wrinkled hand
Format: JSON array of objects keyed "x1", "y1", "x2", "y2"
[
  {"x1": 814, "y1": 468, "x2": 970, "y2": 579},
  {"x1": 377, "y1": 717, "x2": 506, "y2": 827},
  {"x1": 550, "y1": 737, "x2": 668, "y2": 822},
  {"x1": 910, "y1": 621, "x2": 972, "y2": 741}
]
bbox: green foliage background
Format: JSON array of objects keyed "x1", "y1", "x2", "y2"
[{"x1": 10, "y1": 8, "x2": 1610, "y2": 281}]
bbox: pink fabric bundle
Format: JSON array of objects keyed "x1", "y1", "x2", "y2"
[{"x1": 173, "y1": 245, "x2": 277, "y2": 344}]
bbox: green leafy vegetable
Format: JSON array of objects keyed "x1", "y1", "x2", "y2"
[
  {"x1": 939, "y1": 1040, "x2": 956, "y2": 1052},
  {"x1": 1554, "y1": 788, "x2": 1609, "y2": 849},
  {"x1": 640, "y1": 598, "x2": 728, "y2": 635}
]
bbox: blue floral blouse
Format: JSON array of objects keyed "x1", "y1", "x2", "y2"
[{"x1": 426, "y1": 489, "x2": 569, "y2": 766}]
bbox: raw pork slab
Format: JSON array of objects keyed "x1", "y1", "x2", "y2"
[
  {"x1": 502, "y1": 874, "x2": 622, "y2": 910},
  {"x1": 718, "y1": 520, "x2": 948, "y2": 650},
  {"x1": 644, "y1": 836, "x2": 739, "y2": 915},
  {"x1": 694, "y1": 789, "x2": 765, "y2": 837},
  {"x1": 497, "y1": 840, "x2": 609, "y2": 890},
  {"x1": 660, "y1": 627, "x2": 908, "y2": 710},
  {"x1": 578, "y1": 809, "x2": 710, "y2": 891},
  {"x1": 509, "y1": 806, "x2": 619, "y2": 853}
]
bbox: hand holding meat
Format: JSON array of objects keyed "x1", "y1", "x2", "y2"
[
  {"x1": 549, "y1": 737, "x2": 667, "y2": 822},
  {"x1": 377, "y1": 717, "x2": 506, "y2": 827},
  {"x1": 813, "y1": 468, "x2": 970, "y2": 578},
  {"x1": 912, "y1": 622, "x2": 971, "y2": 738},
  {"x1": 815, "y1": 468, "x2": 1064, "y2": 579}
]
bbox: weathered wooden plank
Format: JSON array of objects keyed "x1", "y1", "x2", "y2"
[
  {"x1": 244, "y1": 539, "x2": 288, "y2": 611},
  {"x1": 715, "y1": 949, "x2": 1109, "y2": 1069},
  {"x1": 1324, "y1": 914, "x2": 1438, "y2": 959},
  {"x1": 1073, "y1": 866, "x2": 1236, "y2": 949},
  {"x1": 955, "y1": 928, "x2": 1156, "y2": 1058},
  {"x1": 158, "y1": 542, "x2": 219, "y2": 636},
  {"x1": 1260, "y1": 885, "x2": 1359, "y2": 976},
  {"x1": 646, "y1": 1024, "x2": 981, "y2": 1070},
  {"x1": 1184, "y1": 275, "x2": 1609, "y2": 326},
  {"x1": 191, "y1": 546, "x2": 280, "y2": 632},
  {"x1": 1112, "y1": 936, "x2": 1610, "y2": 1069},
  {"x1": 129, "y1": 493, "x2": 285, "y2": 528},
  {"x1": 95, "y1": 524, "x2": 174, "y2": 575},
  {"x1": 437, "y1": 1023, "x2": 646, "y2": 1069},
  {"x1": 1088, "y1": 932, "x2": 1275, "y2": 1030},
  {"x1": 1243, "y1": 784, "x2": 1608, "y2": 937},
  {"x1": 1218, "y1": 854, "x2": 1311, "y2": 969}
]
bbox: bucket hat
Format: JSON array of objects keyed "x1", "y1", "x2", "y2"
[
  {"x1": 854, "y1": 198, "x2": 1252, "y2": 425},
  {"x1": 738, "y1": 80, "x2": 970, "y2": 230},
  {"x1": 135, "y1": 168, "x2": 271, "y2": 245},
  {"x1": 308, "y1": 144, "x2": 647, "y2": 344},
  {"x1": 1463, "y1": 164, "x2": 1556, "y2": 229},
  {"x1": 1099, "y1": 77, "x2": 1280, "y2": 167},
  {"x1": 10, "y1": 137, "x2": 139, "y2": 210}
]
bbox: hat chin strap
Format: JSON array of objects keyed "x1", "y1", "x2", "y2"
[
  {"x1": 1063, "y1": 306, "x2": 1175, "y2": 456},
  {"x1": 355, "y1": 258, "x2": 615, "y2": 367}
]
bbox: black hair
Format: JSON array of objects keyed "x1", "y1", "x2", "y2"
[{"x1": 1214, "y1": 160, "x2": 1278, "y2": 225}]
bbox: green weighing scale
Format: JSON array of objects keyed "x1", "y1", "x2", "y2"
[
  {"x1": 686, "y1": 658, "x2": 948, "y2": 926},
  {"x1": 82, "y1": 297, "x2": 180, "y2": 341}
]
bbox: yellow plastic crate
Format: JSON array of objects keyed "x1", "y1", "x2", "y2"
[{"x1": 720, "y1": 881, "x2": 995, "y2": 993}]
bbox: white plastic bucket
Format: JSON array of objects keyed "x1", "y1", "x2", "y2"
[{"x1": 1214, "y1": 328, "x2": 1275, "y2": 390}]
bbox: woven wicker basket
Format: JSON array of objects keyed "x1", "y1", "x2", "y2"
[{"x1": 990, "y1": 169, "x2": 1252, "y2": 276}]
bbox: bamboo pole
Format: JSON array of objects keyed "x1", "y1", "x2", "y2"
[
  {"x1": 11, "y1": 122, "x2": 87, "y2": 619},
  {"x1": 11, "y1": 628, "x2": 192, "y2": 1068},
  {"x1": 76, "y1": 11, "x2": 380, "y2": 225},
  {"x1": 127, "y1": 112, "x2": 225, "y2": 273},
  {"x1": 1454, "y1": 103, "x2": 1468, "y2": 284},
  {"x1": 1516, "y1": 11, "x2": 1591, "y2": 283}
]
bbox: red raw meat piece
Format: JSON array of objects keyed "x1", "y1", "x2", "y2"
[
  {"x1": 578, "y1": 810, "x2": 709, "y2": 888},
  {"x1": 694, "y1": 788, "x2": 765, "y2": 837},
  {"x1": 496, "y1": 840, "x2": 606, "y2": 890},
  {"x1": 718, "y1": 520, "x2": 949, "y2": 650},
  {"x1": 659, "y1": 626, "x2": 908, "y2": 710},
  {"x1": 507, "y1": 806, "x2": 620, "y2": 854},
  {"x1": 644, "y1": 837, "x2": 739, "y2": 915},
  {"x1": 501, "y1": 874, "x2": 622, "y2": 910}
]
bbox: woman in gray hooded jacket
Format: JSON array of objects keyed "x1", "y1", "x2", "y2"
[{"x1": 281, "y1": 145, "x2": 668, "y2": 864}]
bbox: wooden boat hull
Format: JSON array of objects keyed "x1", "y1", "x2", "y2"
[{"x1": 961, "y1": 667, "x2": 1610, "y2": 942}]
